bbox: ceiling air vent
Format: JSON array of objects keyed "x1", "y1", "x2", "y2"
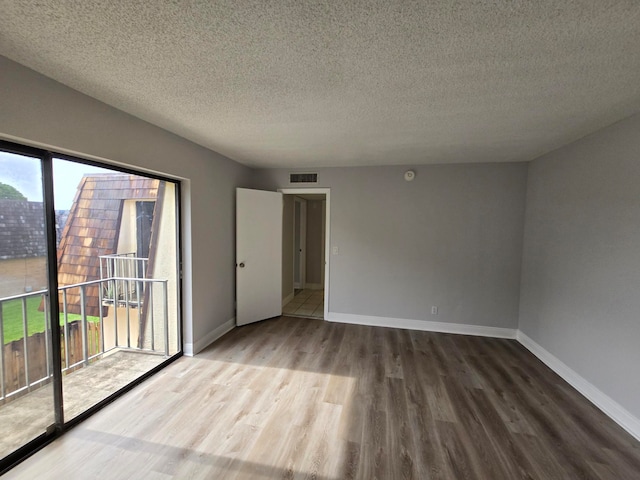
[{"x1": 289, "y1": 172, "x2": 318, "y2": 184}]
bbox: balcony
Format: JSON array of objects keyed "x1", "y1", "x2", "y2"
[
  {"x1": 0, "y1": 274, "x2": 171, "y2": 459},
  {"x1": 99, "y1": 253, "x2": 149, "y2": 308}
]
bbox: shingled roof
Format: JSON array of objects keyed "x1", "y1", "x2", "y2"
[
  {"x1": 0, "y1": 200, "x2": 47, "y2": 260},
  {"x1": 57, "y1": 174, "x2": 160, "y2": 316}
]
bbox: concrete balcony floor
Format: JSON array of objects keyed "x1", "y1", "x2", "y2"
[{"x1": 0, "y1": 350, "x2": 166, "y2": 459}]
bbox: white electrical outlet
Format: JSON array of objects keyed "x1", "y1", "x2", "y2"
[
  {"x1": 332, "y1": 246, "x2": 339, "y2": 255},
  {"x1": 431, "y1": 306, "x2": 438, "y2": 315}
]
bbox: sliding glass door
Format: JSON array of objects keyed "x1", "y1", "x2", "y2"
[
  {"x1": 0, "y1": 142, "x2": 182, "y2": 470},
  {"x1": 53, "y1": 158, "x2": 181, "y2": 420},
  {"x1": 0, "y1": 151, "x2": 56, "y2": 459}
]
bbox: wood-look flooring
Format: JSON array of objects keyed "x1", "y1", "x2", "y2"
[{"x1": 6, "y1": 316, "x2": 640, "y2": 479}]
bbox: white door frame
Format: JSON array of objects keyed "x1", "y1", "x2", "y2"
[
  {"x1": 293, "y1": 196, "x2": 307, "y2": 289},
  {"x1": 279, "y1": 188, "x2": 330, "y2": 320}
]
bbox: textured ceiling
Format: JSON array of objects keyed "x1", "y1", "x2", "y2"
[{"x1": 1, "y1": 1, "x2": 639, "y2": 168}]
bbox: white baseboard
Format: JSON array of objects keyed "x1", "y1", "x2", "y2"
[
  {"x1": 304, "y1": 283, "x2": 324, "y2": 290},
  {"x1": 282, "y1": 292, "x2": 295, "y2": 306},
  {"x1": 517, "y1": 331, "x2": 640, "y2": 442},
  {"x1": 183, "y1": 317, "x2": 235, "y2": 357},
  {"x1": 325, "y1": 312, "x2": 516, "y2": 339}
]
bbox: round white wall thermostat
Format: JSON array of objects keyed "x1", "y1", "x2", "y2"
[{"x1": 404, "y1": 170, "x2": 415, "y2": 181}]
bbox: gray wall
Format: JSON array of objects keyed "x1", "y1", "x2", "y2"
[
  {"x1": 0, "y1": 56, "x2": 253, "y2": 353},
  {"x1": 305, "y1": 199, "x2": 324, "y2": 285},
  {"x1": 256, "y1": 163, "x2": 528, "y2": 328},
  {"x1": 519, "y1": 114, "x2": 640, "y2": 420},
  {"x1": 281, "y1": 195, "x2": 294, "y2": 301}
]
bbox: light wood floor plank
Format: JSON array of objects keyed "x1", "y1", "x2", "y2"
[{"x1": 5, "y1": 316, "x2": 640, "y2": 479}]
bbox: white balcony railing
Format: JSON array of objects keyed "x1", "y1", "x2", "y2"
[
  {"x1": 99, "y1": 253, "x2": 149, "y2": 307},
  {"x1": 0, "y1": 276, "x2": 169, "y2": 404}
]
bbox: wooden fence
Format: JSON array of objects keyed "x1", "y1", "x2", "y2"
[{"x1": 2, "y1": 320, "x2": 101, "y2": 401}]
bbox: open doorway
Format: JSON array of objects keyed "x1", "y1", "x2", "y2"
[{"x1": 279, "y1": 189, "x2": 329, "y2": 320}]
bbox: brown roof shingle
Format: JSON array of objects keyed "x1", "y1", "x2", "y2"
[{"x1": 57, "y1": 174, "x2": 159, "y2": 316}]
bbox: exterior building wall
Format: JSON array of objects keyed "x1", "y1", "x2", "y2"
[
  {"x1": 0, "y1": 257, "x2": 47, "y2": 298},
  {"x1": 144, "y1": 183, "x2": 179, "y2": 355},
  {"x1": 101, "y1": 305, "x2": 140, "y2": 352}
]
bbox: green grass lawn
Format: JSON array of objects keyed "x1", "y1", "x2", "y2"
[{"x1": 1, "y1": 296, "x2": 99, "y2": 344}]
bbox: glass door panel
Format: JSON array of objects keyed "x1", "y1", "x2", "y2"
[
  {"x1": 0, "y1": 151, "x2": 55, "y2": 459},
  {"x1": 53, "y1": 159, "x2": 181, "y2": 421},
  {"x1": 0, "y1": 143, "x2": 182, "y2": 473}
]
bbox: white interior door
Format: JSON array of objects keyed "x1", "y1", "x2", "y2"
[{"x1": 236, "y1": 188, "x2": 283, "y2": 326}]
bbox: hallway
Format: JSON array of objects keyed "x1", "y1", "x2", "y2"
[{"x1": 282, "y1": 289, "x2": 324, "y2": 319}]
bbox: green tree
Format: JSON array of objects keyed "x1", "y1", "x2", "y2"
[{"x1": 0, "y1": 182, "x2": 27, "y2": 200}]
